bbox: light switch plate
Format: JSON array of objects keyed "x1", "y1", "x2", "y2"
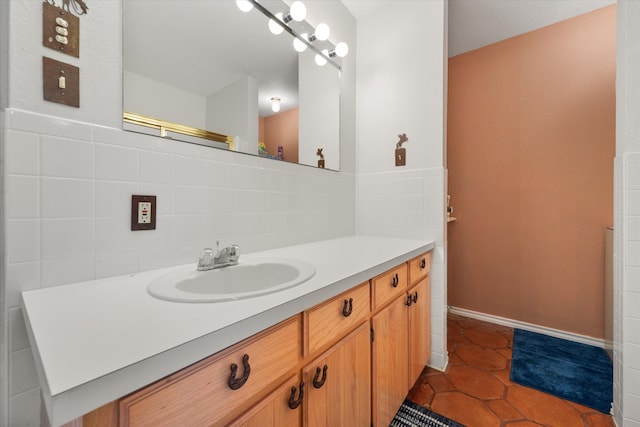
[
  {"x1": 131, "y1": 195, "x2": 156, "y2": 231},
  {"x1": 395, "y1": 148, "x2": 406, "y2": 167},
  {"x1": 43, "y1": 2, "x2": 80, "y2": 57},
  {"x1": 43, "y1": 57, "x2": 79, "y2": 108}
]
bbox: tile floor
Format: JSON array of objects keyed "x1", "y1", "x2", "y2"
[{"x1": 406, "y1": 313, "x2": 615, "y2": 427}]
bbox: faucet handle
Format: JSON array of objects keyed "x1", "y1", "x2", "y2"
[
  {"x1": 198, "y1": 247, "x2": 215, "y2": 267},
  {"x1": 229, "y1": 244, "x2": 240, "y2": 262}
]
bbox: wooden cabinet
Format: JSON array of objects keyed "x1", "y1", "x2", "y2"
[
  {"x1": 85, "y1": 251, "x2": 432, "y2": 427},
  {"x1": 119, "y1": 317, "x2": 301, "y2": 427},
  {"x1": 371, "y1": 263, "x2": 408, "y2": 309},
  {"x1": 407, "y1": 253, "x2": 432, "y2": 387},
  {"x1": 371, "y1": 293, "x2": 410, "y2": 427},
  {"x1": 408, "y1": 276, "x2": 431, "y2": 388},
  {"x1": 304, "y1": 282, "x2": 370, "y2": 356},
  {"x1": 303, "y1": 322, "x2": 371, "y2": 426},
  {"x1": 372, "y1": 253, "x2": 432, "y2": 426},
  {"x1": 408, "y1": 252, "x2": 431, "y2": 284},
  {"x1": 228, "y1": 375, "x2": 303, "y2": 427}
]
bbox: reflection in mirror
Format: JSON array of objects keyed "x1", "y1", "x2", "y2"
[{"x1": 123, "y1": 0, "x2": 341, "y2": 170}]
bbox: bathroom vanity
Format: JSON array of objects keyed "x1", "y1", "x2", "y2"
[{"x1": 21, "y1": 236, "x2": 434, "y2": 426}]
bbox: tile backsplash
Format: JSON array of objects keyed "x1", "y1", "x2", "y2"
[
  {"x1": 356, "y1": 168, "x2": 447, "y2": 370},
  {"x1": 3, "y1": 108, "x2": 355, "y2": 425}
]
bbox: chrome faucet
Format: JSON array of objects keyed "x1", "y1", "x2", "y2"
[{"x1": 197, "y1": 241, "x2": 240, "y2": 271}]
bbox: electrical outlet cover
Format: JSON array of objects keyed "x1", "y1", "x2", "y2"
[{"x1": 131, "y1": 195, "x2": 156, "y2": 230}]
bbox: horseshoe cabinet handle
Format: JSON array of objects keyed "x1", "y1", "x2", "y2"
[
  {"x1": 228, "y1": 354, "x2": 251, "y2": 390},
  {"x1": 405, "y1": 293, "x2": 413, "y2": 307},
  {"x1": 391, "y1": 273, "x2": 399, "y2": 288},
  {"x1": 312, "y1": 365, "x2": 328, "y2": 389},
  {"x1": 412, "y1": 291, "x2": 418, "y2": 303},
  {"x1": 420, "y1": 257, "x2": 427, "y2": 269},
  {"x1": 288, "y1": 382, "x2": 304, "y2": 409},
  {"x1": 342, "y1": 298, "x2": 353, "y2": 317}
]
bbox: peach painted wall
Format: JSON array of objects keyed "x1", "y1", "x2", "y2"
[
  {"x1": 447, "y1": 5, "x2": 615, "y2": 338},
  {"x1": 260, "y1": 108, "x2": 299, "y2": 163}
]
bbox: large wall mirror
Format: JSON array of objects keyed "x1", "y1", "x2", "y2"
[{"x1": 123, "y1": 0, "x2": 341, "y2": 171}]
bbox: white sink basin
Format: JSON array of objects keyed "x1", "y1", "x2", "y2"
[{"x1": 147, "y1": 258, "x2": 316, "y2": 303}]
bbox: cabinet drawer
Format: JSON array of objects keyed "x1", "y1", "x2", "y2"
[
  {"x1": 119, "y1": 316, "x2": 301, "y2": 427},
  {"x1": 371, "y1": 264, "x2": 407, "y2": 310},
  {"x1": 408, "y1": 252, "x2": 431, "y2": 285},
  {"x1": 304, "y1": 282, "x2": 370, "y2": 355}
]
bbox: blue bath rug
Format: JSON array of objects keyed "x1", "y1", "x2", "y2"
[
  {"x1": 510, "y1": 328, "x2": 613, "y2": 413},
  {"x1": 390, "y1": 399, "x2": 466, "y2": 427}
]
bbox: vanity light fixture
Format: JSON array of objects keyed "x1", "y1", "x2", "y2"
[
  {"x1": 270, "y1": 97, "x2": 282, "y2": 112},
  {"x1": 268, "y1": 12, "x2": 285, "y2": 35},
  {"x1": 283, "y1": 1, "x2": 307, "y2": 23},
  {"x1": 331, "y1": 41, "x2": 349, "y2": 58},
  {"x1": 243, "y1": 0, "x2": 347, "y2": 69},
  {"x1": 308, "y1": 22, "x2": 330, "y2": 42},
  {"x1": 236, "y1": 0, "x2": 254, "y2": 12},
  {"x1": 314, "y1": 50, "x2": 329, "y2": 67},
  {"x1": 269, "y1": 1, "x2": 306, "y2": 34},
  {"x1": 293, "y1": 33, "x2": 308, "y2": 52}
]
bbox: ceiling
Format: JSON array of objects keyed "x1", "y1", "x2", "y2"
[{"x1": 341, "y1": 0, "x2": 616, "y2": 57}]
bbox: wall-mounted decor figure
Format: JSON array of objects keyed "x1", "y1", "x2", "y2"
[
  {"x1": 317, "y1": 148, "x2": 325, "y2": 169},
  {"x1": 395, "y1": 133, "x2": 408, "y2": 166},
  {"x1": 46, "y1": 0, "x2": 89, "y2": 15}
]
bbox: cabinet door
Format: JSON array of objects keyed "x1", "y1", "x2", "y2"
[
  {"x1": 408, "y1": 277, "x2": 431, "y2": 388},
  {"x1": 303, "y1": 323, "x2": 371, "y2": 427},
  {"x1": 228, "y1": 375, "x2": 302, "y2": 427},
  {"x1": 371, "y1": 295, "x2": 409, "y2": 427},
  {"x1": 119, "y1": 317, "x2": 301, "y2": 427}
]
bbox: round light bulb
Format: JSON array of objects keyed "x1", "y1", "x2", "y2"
[
  {"x1": 293, "y1": 33, "x2": 308, "y2": 52},
  {"x1": 236, "y1": 0, "x2": 253, "y2": 12},
  {"x1": 290, "y1": 1, "x2": 307, "y2": 22},
  {"x1": 268, "y1": 13, "x2": 284, "y2": 35},
  {"x1": 334, "y1": 41, "x2": 349, "y2": 57},
  {"x1": 315, "y1": 50, "x2": 328, "y2": 66},
  {"x1": 271, "y1": 97, "x2": 281, "y2": 112},
  {"x1": 315, "y1": 23, "x2": 330, "y2": 41}
]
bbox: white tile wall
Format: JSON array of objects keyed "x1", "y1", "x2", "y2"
[
  {"x1": 3, "y1": 108, "x2": 355, "y2": 425},
  {"x1": 614, "y1": 3, "x2": 640, "y2": 424},
  {"x1": 357, "y1": 168, "x2": 447, "y2": 370},
  {"x1": 40, "y1": 136, "x2": 93, "y2": 179},
  {"x1": 9, "y1": 389, "x2": 40, "y2": 427},
  {"x1": 8, "y1": 176, "x2": 37, "y2": 219},
  {"x1": 620, "y1": 148, "x2": 640, "y2": 426},
  {"x1": 6, "y1": 130, "x2": 39, "y2": 175}
]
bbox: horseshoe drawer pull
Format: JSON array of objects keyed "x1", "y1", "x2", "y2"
[
  {"x1": 420, "y1": 258, "x2": 427, "y2": 269},
  {"x1": 228, "y1": 354, "x2": 251, "y2": 390},
  {"x1": 288, "y1": 382, "x2": 304, "y2": 409},
  {"x1": 313, "y1": 365, "x2": 328, "y2": 389},
  {"x1": 342, "y1": 298, "x2": 353, "y2": 317},
  {"x1": 392, "y1": 273, "x2": 399, "y2": 288}
]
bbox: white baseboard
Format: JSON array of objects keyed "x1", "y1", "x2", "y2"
[{"x1": 448, "y1": 306, "x2": 606, "y2": 349}]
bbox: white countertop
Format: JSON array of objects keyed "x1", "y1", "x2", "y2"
[{"x1": 21, "y1": 236, "x2": 434, "y2": 426}]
